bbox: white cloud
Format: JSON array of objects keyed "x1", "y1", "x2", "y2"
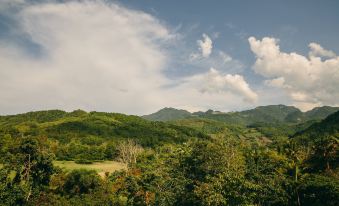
[
  {"x1": 197, "y1": 33, "x2": 213, "y2": 58},
  {"x1": 309, "y1": 42, "x2": 336, "y2": 58},
  {"x1": 189, "y1": 33, "x2": 213, "y2": 61},
  {"x1": 0, "y1": 1, "x2": 170, "y2": 114},
  {"x1": 249, "y1": 36, "x2": 339, "y2": 110},
  {"x1": 185, "y1": 32, "x2": 243, "y2": 76},
  {"x1": 158, "y1": 68, "x2": 257, "y2": 113},
  {"x1": 183, "y1": 68, "x2": 258, "y2": 103},
  {"x1": 0, "y1": 0, "x2": 258, "y2": 115}
]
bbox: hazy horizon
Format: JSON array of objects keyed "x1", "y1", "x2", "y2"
[{"x1": 1, "y1": 103, "x2": 337, "y2": 117}]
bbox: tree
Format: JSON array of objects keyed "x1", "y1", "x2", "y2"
[
  {"x1": 104, "y1": 141, "x2": 118, "y2": 159},
  {"x1": 298, "y1": 174, "x2": 339, "y2": 206},
  {"x1": 0, "y1": 136, "x2": 55, "y2": 203},
  {"x1": 307, "y1": 135, "x2": 338, "y2": 172},
  {"x1": 62, "y1": 169, "x2": 102, "y2": 196},
  {"x1": 245, "y1": 147, "x2": 291, "y2": 205},
  {"x1": 174, "y1": 137, "x2": 251, "y2": 205}
]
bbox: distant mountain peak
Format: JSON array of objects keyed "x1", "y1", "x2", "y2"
[
  {"x1": 142, "y1": 107, "x2": 191, "y2": 121},
  {"x1": 159, "y1": 107, "x2": 189, "y2": 112}
]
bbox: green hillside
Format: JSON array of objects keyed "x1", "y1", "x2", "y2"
[
  {"x1": 293, "y1": 110, "x2": 339, "y2": 140},
  {"x1": 305, "y1": 106, "x2": 339, "y2": 120},
  {"x1": 0, "y1": 110, "x2": 207, "y2": 161},
  {"x1": 291, "y1": 110, "x2": 339, "y2": 174},
  {"x1": 285, "y1": 106, "x2": 339, "y2": 123},
  {"x1": 200, "y1": 105, "x2": 301, "y2": 125}
]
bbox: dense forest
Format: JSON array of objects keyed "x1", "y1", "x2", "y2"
[{"x1": 0, "y1": 105, "x2": 338, "y2": 205}]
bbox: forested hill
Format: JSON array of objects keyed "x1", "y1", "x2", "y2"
[
  {"x1": 0, "y1": 110, "x2": 207, "y2": 161},
  {"x1": 0, "y1": 110, "x2": 207, "y2": 145},
  {"x1": 143, "y1": 105, "x2": 339, "y2": 125},
  {"x1": 293, "y1": 110, "x2": 339, "y2": 141},
  {"x1": 291, "y1": 110, "x2": 339, "y2": 174}
]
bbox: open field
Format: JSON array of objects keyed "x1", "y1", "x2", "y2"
[{"x1": 54, "y1": 161, "x2": 127, "y2": 177}]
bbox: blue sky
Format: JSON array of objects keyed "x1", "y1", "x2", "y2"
[
  {"x1": 124, "y1": 0, "x2": 339, "y2": 76},
  {"x1": 0, "y1": 0, "x2": 339, "y2": 114},
  {"x1": 125, "y1": 0, "x2": 339, "y2": 54}
]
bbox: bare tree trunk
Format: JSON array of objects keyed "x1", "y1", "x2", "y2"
[
  {"x1": 296, "y1": 189, "x2": 301, "y2": 206},
  {"x1": 117, "y1": 139, "x2": 143, "y2": 165}
]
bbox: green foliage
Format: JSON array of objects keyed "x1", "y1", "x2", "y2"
[
  {"x1": 298, "y1": 174, "x2": 339, "y2": 206},
  {"x1": 0, "y1": 108, "x2": 338, "y2": 205},
  {"x1": 0, "y1": 110, "x2": 207, "y2": 161},
  {"x1": 292, "y1": 111, "x2": 339, "y2": 173},
  {"x1": 74, "y1": 159, "x2": 94, "y2": 164},
  {"x1": 62, "y1": 169, "x2": 102, "y2": 196},
  {"x1": 245, "y1": 148, "x2": 291, "y2": 205},
  {"x1": 0, "y1": 136, "x2": 56, "y2": 204},
  {"x1": 306, "y1": 135, "x2": 338, "y2": 172},
  {"x1": 294, "y1": 110, "x2": 339, "y2": 139},
  {"x1": 110, "y1": 139, "x2": 272, "y2": 205},
  {"x1": 180, "y1": 138, "x2": 245, "y2": 182}
]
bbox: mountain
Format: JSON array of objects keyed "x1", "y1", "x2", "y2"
[
  {"x1": 285, "y1": 106, "x2": 339, "y2": 123},
  {"x1": 200, "y1": 105, "x2": 301, "y2": 125},
  {"x1": 143, "y1": 105, "x2": 339, "y2": 126},
  {"x1": 142, "y1": 107, "x2": 192, "y2": 121},
  {"x1": 293, "y1": 110, "x2": 339, "y2": 140},
  {"x1": 305, "y1": 106, "x2": 339, "y2": 120}
]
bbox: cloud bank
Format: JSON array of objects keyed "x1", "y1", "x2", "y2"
[
  {"x1": 249, "y1": 36, "x2": 339, "y2": 110},
  {"x1": 0, "y1": 0, "x2": 256, "y2": 114},
  {"x1": 196, "y1": 68, "x2": 257, "y2": 103},
  {"x1": 165, "y1": 68, "x2": 257, "y2": 112}
]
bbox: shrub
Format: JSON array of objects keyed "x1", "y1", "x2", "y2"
[{"x1": 74, "y1": 159, "x2": 93, "y2": 164}]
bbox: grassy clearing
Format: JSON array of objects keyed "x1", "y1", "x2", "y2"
[{"x1": 54, "y1": 161, "x2": 127, "y2": 177}]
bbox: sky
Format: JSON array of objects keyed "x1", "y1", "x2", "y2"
[{"x1": 0, "y1": 0, "x2": 339, "y2": 115}]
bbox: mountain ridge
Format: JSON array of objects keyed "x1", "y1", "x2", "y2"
[{"x1": 142, "y1": 105, "x2": 339, "y2": 125}]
